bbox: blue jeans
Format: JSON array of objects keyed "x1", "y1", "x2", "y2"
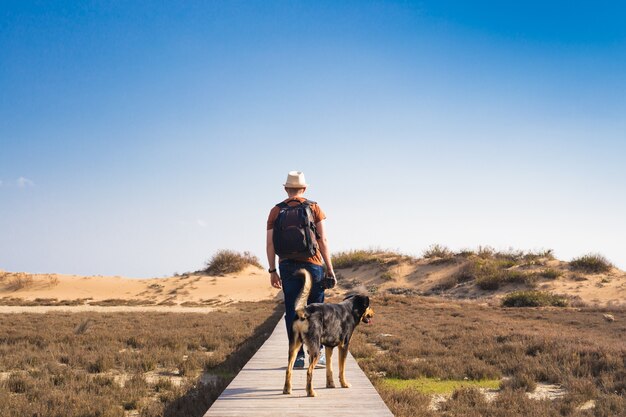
[{"x1": 280, "y1": 260, "x2": 325, "y2": 357}]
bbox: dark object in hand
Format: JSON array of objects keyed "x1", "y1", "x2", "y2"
[{"x1": 321, "y1": 277, "x2": 336, "y2": 289}]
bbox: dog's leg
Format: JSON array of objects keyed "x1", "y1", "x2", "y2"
[
  {"x1": 283, "y1": 337, "x2": 303, "y2": 395},
  {"x1": 325, "y1": 346, "x2": 335, "y2": 388},
  {"x1": 306, "y1": 346, "x2": 321, "y2": 397},
  {"x1": 338, "y1": 344, "x2": 351, "y2": 388}
]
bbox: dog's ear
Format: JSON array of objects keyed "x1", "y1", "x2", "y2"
[{"x1": 352, "y1": 295, "x2": 369, "y2": 316}]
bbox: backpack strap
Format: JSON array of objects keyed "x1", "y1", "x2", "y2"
[{"x1": 276, "y1": 198, "x2": 315, "y2": 208}]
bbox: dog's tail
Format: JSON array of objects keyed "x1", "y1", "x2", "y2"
[{"x1": 294, "y1": 268, "x2": 312, "y2": 319}]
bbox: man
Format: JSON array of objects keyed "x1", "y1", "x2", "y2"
[{"x1": 266, "y1": 171, "x2": 336, "y2": 368}]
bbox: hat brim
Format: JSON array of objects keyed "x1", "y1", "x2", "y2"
[{"x1": 283, "y1": 183, "x2": 307, "y2": 188}]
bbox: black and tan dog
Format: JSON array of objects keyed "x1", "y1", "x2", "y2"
[{"x1": 283, "y1": 269, "x2": 374, "y2": 397}]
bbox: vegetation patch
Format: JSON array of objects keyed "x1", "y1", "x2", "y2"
[
  {"x1": 454, "y1": 259, "x2": 538, "y2": 291},
  {"x1": 570, "y1": 253, "x2": 613, "y2": 273},
  {"x1": 423, "y1": 244, "x2": 453, "y2": 260},
  {"x1": 332, "y1": 249, "x2": 414, "y2": 269},
  {"x1": 502, "y1": 291, "x2": 568, "y2": 307},
  {"x1": 350, "y1": 295, "x2": 626, "y2": 417},
  {"x1": 0, "y1": 297, "x2": 89, "y2": 306},
  {"x1": 3, "y1": 274, "x2": 33, "y2": 291},
  {"x1": 88, "y1": 298, "x2": 156, "y2": 306},
  {"x1": 0, "y1": 300, "x2": 282, "y2": 417},
  {"x1": 475, "y1": 270, "x2": 538, "y2": 291},
  {"x1": 380, "y1": 272, "x2": 395, "y2": 281},
  {"x1": 382, "y1": 377, "x2": 500, "y2": 394},
  {"x1": 538, "y1": 268, "x2": 563, "y2": 279},
  {"x1": 203, "y1": 249, "x2": 262, "y2": 275}
]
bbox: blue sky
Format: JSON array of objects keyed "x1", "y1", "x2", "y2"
[{"x1": 1, "y1": 1, "x2": 625, "y2": 277}]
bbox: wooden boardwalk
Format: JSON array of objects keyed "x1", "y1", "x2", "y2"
[{"x1": 204, "y1": 317, "x2": 393, "y2": 417}]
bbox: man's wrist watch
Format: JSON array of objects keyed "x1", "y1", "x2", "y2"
[{"x1": 268, "y1": 268, "x2": 277, "y2": 273}]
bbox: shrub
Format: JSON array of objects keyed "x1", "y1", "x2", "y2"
[
  {"x1": 422, "y1": 244, "x2": 453, "y2": 259},
  {"x1": 374, "y1": 385, "x2": 433, "y2": 417},
  {"x1": 440, "y1": 387, "x2": 488, "y2": 411},
  {"x1": 4, "y1": 273, "x2": 33, "y2": 291},
  {"x1": 501, "y1": 373, "x2": 537, "y2": 392},
  {"x1": 456, "y1": 249, "x2": 476, "y2": 258},
  {"x1": 502, "y1": 291, "x2": 568, "y2": 307},
  {"x1": 539, "y1": 268, "x2": 563, "y2": 279},
  {"x1": 332, "y1": 249, "x2": 412, "y2": 269},
  {"x1": 475, "y1": 270, "x2": 537, "y2": 291},
  {"x1": 333, "y1": 249, "x2": 381, "y2": 268},
  {"x1": 203, "y1": 250, "x2": 262, "y2": 275},
  {"x1": 380, "y1": 272, "x2": 395, "y2": 281},
  {"x1": 87, "y1": 356, "x2": 113, "y2": 373},
  {"x1": 477, "y1": 246, "x2": 495, "y2": 259},
  {"x1": 74, "y1": 318, "x2": 94, "y2": 335},
  {"x1": 570, "y1": 253, "x2": 613, "y2": 273},
  {"x1": 4, "y1": 373, "x2": 31, "y2": 393},
  {"x1": 522, "y1": 249, "x2": 555, "y2": 263}
]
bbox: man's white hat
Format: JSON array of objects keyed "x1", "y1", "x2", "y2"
[{"x1": 283, "y1": 171, "x2": 308, "y2": 188}]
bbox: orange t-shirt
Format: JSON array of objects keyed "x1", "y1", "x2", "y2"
[{"x1": 267, "y1": 197, "x2": 326, "y2": 265}]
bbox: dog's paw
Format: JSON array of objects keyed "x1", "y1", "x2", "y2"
[
  {"x1": 326, "y1": 381, "x2": 336, "y2": 388},
  {"x1": 307, "y1": 389, "x2": 317, "y2": 397},
  {"x1": 283, "y1": 386, "x2": 292, "y2": 395},
  {"x1": 340, "y1": 381, "x2": 351, "y2": 388}
]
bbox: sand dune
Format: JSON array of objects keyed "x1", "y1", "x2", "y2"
[
  {"x1": 2, "y1": 255, "x2": 624, "y2": 312},
  {"x1": 333, "y1": 257, "x2": 626, "y2": 307},
  {"x1": 0, "y1": 266, "x2": 279, "y2": 312}
]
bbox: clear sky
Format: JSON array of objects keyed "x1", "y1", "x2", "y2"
[{"x1": 1, "y1": 1, "x2": 625, "y2": 277}]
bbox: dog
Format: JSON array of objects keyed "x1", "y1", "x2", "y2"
[{"x1": 283, "y1": 269, "x2": 374, "y2": 397}]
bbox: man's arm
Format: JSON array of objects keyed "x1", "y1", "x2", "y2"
[
  {"x1": 316, "y1": 220, "x2": 334, "y2": 278},
  {"x1": 266, "y1": 229, "x2": 281, "y2": 289}
]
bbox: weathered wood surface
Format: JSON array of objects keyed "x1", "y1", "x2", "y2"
[{"x1": 204, "y1": 317, "x2": 393, "y2": 416}]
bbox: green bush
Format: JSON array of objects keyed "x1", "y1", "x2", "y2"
[
  {"x1": 502, "y1": 291, "x2": 568, "y2": 307},
  {"x1": 332, "y1": 249, "x2": 413, "y2": 269},
  {"x1": 539, "y1": 268, "x2": 562, "y2": 279},
  {"x1": 570, "y1": 253, "x2": 613, "y2": 273},
  {"x1": 332, "y1": 249, "x2": 382, "y2": 268},
  {"x1": 204, "y1": 250, "x2": 262, "y2": 275},
  {"x1": 476, "y1": 270, "x2": 537, "y2": 291},
  {"x1": 422, "y1": 244, "x2": 453, "y2": 259}
]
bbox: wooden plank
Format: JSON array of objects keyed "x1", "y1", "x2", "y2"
[{"x1": 204, "y1": 317, "x2": 393, "y2": 417}]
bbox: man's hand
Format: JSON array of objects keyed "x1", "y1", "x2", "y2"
[
  {"x1": 325, "y1": 269, "x2": 337, "y2": 288},
  {"x1": 270, "y1": 271, "x2": 282, "y2": 289}
]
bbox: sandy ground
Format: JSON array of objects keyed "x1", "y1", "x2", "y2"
[
  {"x1": 0, "y1": 266, "x2": 281, "y2": 313},
  {"x1": 0, "y1": 305, "x2": 220, "y2": 314},
  {"x1": 1, "y1": 257, "x2": 624, "y2": 312},
  {"x1": 334, "y1": 259, "x2": 626, "y2": 306}
]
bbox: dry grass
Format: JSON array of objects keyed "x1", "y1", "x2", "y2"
[
  {"x1": 348, "y1": 294, "x2": 626, "y2": 417},
  {"x1": 452, "y1": 258, "x2": 538, "y2": 291},
  {"x1": 502, "y1": 291, "x2": 568, "y2": 307},
  {"x1": 88, "y1": 298, "x2": 157, "y2": 306},
  {"x1": 423, "y1": 244, "x2": 454, "y2": 259},
  {"x1": 332, "y1": 249, "x2": 414, "y2": 269},
  {"x1": 0, "y1": 272, "x2": 60, "y2": 291},
  {"x1": 539, "y1": 268, "x2": 563, "y2": 279},
  {"x1": 3, "y1": 273, "x2": 34, "y2": 291},
  {"x1": 0, "y1": 300, "x2": 282, "y2": 417},
  {"x1": 0, "y1": 297, "x2": 90, "y2": 306},
  {"x1": 203, "y1": 250, "x2": 262, "y2": 275},
  {"x1": 570, "y1": 254, "x2": 613, "y2": 274}
]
